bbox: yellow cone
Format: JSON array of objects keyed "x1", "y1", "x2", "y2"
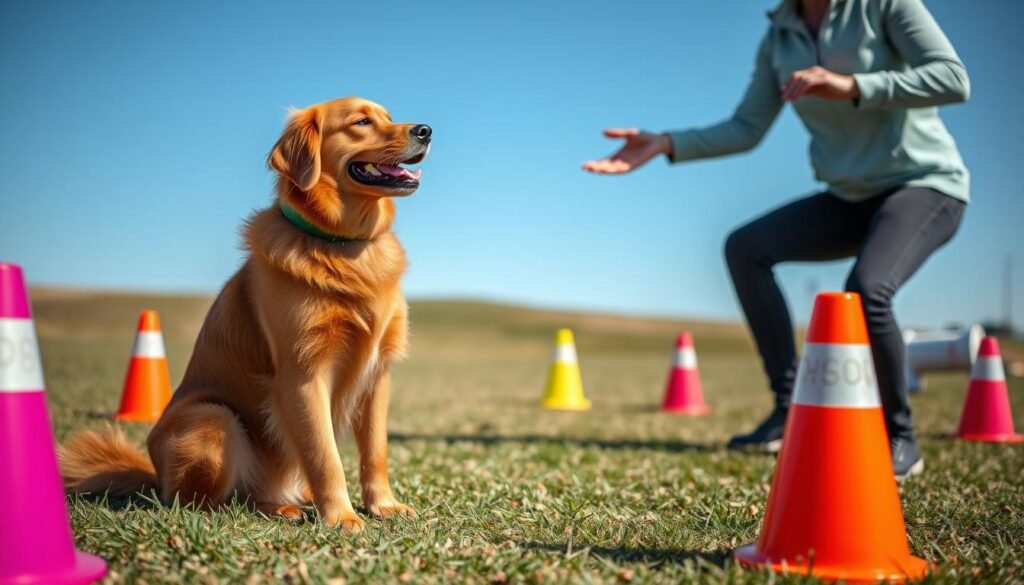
[{"x1": 541, "y1": 328, "x2": 591, "y2": 411}]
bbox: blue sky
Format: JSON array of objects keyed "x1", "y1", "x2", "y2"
[{"x1": 1, "y1": 0, "x2": 1021, "y2": 328}]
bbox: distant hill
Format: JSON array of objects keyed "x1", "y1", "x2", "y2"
[{"x1": 28, "y1": 288, "x2": 751, "y2": 354}]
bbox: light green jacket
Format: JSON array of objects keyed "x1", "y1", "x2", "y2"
[{"x1": 667, "y1": 0, "x2": 970, "y2": 202}]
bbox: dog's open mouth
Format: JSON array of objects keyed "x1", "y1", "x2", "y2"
[{"x1": 349, "y1": 156, "x2": 424, "y2": 190}]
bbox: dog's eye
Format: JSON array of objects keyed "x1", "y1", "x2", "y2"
[{"x1": 354, "y1": 118, "x2": 372, "y2": 126}]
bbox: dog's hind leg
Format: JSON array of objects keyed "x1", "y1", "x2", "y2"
[{"x1": 149, "y1": 401, "x2": 256, "y2": 509}]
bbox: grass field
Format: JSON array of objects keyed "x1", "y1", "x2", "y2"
[{"x1": 29, "y1": 289, "x2": 1024, "y2": 583}]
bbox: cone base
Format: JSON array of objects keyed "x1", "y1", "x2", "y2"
[
  {"x1": 957, "y1": 431, "x2": 1024, "y2": 443},
  {"x1": 661, "y1": 404, "x2": 710, "y2": 416},
  {"x1": 112, "y1": 410, "x2": 162, "y2": 423},
  {"x1": 541, "y1": 399, "x2": 591, "y2": 411},
  {"x1": 735, "y1": 543, "x2": 929, "y2": 583},
  {"x1": 0, "y1": 550, "x2": 107, "y2": 585}
]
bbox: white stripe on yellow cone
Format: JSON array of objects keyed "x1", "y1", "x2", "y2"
[
  {"x1": 793, "y1": 343, "x2": 881, "y2": 408},
  {"x1": 0, "y1": 318, "x2": 45, "y2": 393},
  {"x1": 673, "y1": 347, "x2": 698, "y2": 369},
  {"x1": 132, "y1": 331, "x2": 167, "y2": 358},
  {"x1": 553, "y1": 343, "x2": 578, "y2": 364},
  {"x1": 971, "y1": 355, "x2": 1005, "y2": 382}
]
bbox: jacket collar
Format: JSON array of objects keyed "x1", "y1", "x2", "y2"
[{"x1": 768, "y1": 0, "x2": 844, "y2": 31}]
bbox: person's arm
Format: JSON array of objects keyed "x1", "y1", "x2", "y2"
[
  {"x1": 853, "y1": 0, "x2": 970, "y2": 110},
  {"x1": 666, "y1": 33, "x2": 783, "y2": 163}
]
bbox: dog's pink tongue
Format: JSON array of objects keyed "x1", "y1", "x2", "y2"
[{"x1": 377, "y1": 164, "x2": 421, "y2": 180}]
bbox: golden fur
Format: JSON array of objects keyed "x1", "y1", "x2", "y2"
[{"x1": 60, "y1": 97, "x2": 429, "y2": 531}]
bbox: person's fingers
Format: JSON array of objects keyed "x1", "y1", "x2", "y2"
[
  {"x1": 603, "y1": 159, "x2": 632, "y2": 173},
  {"x1": 781, "y1": 73, "x2": 802, "y2": 101},
  {"x1": 582, "y1": 158, "x2": 632, "y2": 174},
  {"x1": 784, "y1": 67, "x2": 834, "y2": 100},
  {"x1": 585, "y1": 161, "x2": 616, "y2": 174},
  {"x1": 782, "y1": 79, "x2": 796, "y2": 101},
  {"x1": 784, "y1": 75, "x2": 810, "y2": 101},
  {"x1": 793, "y1": 80, "x2": 811, "y2": 100},
  {"x1": 788, "y1": 77, "x2": 805, "y2": 100},
  {"x1": 798, "y1": 74, "x2": 827, "y2": 98},
  {"x1": 582, "y1": 159, "x2": 614, "y2": 173},
  {"x1": 603, "y1": 128, "x2": 640, "y2": 138}
]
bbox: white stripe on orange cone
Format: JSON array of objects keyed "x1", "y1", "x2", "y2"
[
  {"x1": 131, "y1": 331, "x2": 166, "y2": 358},
  {"x1": 793, "y1": 342, "x2": 881, "y2": 408}
]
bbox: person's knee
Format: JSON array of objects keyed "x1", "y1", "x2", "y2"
[
  {"x1": 845, "y1": 272, "x2": 895, "y2": 329},
  {"x1": 724, "y1": 226, "x2": 761, "y2": 269}
]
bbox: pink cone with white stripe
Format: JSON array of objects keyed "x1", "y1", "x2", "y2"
[
  {"x1": 0, "y1": 262, "x2": 107, "y2": 584},
  {"x1": 956, "y1": 337, "x2": 1023, "y2": 443},
  {"x1": 661, "y1": 332, "x2": 710, "y2": 415}
]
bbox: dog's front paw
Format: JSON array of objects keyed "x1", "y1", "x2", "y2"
[
  {"x1": 326, "y1": 510, "x2": 365, "y2": 533},
  {"x1": 338, "y1": 513, "x2": 366, "y2": 533},
  {"x1": 366, "y1": 499, "x2": 416, "y2": 519},
  {"x1": 318, "y1": 502, "x2": 365, "y2": 533}
]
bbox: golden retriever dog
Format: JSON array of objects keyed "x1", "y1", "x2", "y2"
[{"x1": 60, "y1": 97, "x2": 430, "y2": 531}]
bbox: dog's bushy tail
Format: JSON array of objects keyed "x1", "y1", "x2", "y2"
[{"x1": 59, "y1": 425, "x2": 158, "y2": 497}]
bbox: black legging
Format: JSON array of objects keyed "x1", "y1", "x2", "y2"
[{"x1": 725, "y1": 186, "x2": 965, "y2": 440}]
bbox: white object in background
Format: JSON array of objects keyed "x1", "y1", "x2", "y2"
[{"x1": 903, "y1": 324, "x2": 985, "y2": 393}]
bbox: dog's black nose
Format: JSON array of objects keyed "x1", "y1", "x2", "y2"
[{"x1": 411, "y1": 124, "x2": 432, "y2": 143}]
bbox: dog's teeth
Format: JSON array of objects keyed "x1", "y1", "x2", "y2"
[{"x1": 364, "y1": 163, "x2": 381, "y2": 176}]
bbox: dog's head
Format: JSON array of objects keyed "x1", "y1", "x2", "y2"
[{"x1": 268, "y1": 97, "x2": 430, "y2": 199}]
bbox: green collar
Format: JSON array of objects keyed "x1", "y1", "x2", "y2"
[{"x1": 279, "y1": 202, "x2": 366, "y2": 243}]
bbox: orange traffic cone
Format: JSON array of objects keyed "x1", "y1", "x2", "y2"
[
  {"x1": 113, "y1": 310, "x2": 172, "y2": 422},
  {"x1": 735, "y1": 292, "x2": 929, "y2": 583},
  {"x1": 661, "y1": 332, "x2": 709, "y2": 415},
  {"x1": 956, "y1": 337, "x2": 1023, "y2": 443}
]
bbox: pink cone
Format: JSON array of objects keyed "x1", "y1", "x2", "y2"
[
  {"x1": 0, "y1": 262, "x2": 107, "y2": 585},
  {"x1": 956, "y1": 336, "x2": 1023, "y2": 443},
  {"x1": 661, "y1": 332, "x2": 710, "y2": 415}
]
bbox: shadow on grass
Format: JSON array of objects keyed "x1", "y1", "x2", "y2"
[
  {"x1": 389, "y1": 432, "x2": 719, "y2": 453},
  {"x1": 69, "y1": 488, "x2": 162, "y2": 512},
  {"x1": 920, "y1": 430, "x2": 958, "y2": 441},
  {"x1": 85, "y1": 410, "x2": 116, "y2": 420},
  {"x1": 71, "y1": 490, "x2": 321, "y2": 524},
  {"x1": 519, "y1": 540, "x2": 730, "y2": 567}
]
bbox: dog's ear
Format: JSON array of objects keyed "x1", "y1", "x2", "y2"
[{"x1": 267, "y1": 106, "x2": 324, "y2": 191}]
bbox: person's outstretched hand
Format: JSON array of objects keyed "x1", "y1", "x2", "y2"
[{"x1": 582, "y1": 129, "x2": 673, "y2": 174}]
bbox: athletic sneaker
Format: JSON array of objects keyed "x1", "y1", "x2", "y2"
[
  {"x1": 727, "y1": 406, "x2": 789, "y2": 453},
  {"x1": 891, "y1": 436, "x2": 924, "y2": 481}
]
